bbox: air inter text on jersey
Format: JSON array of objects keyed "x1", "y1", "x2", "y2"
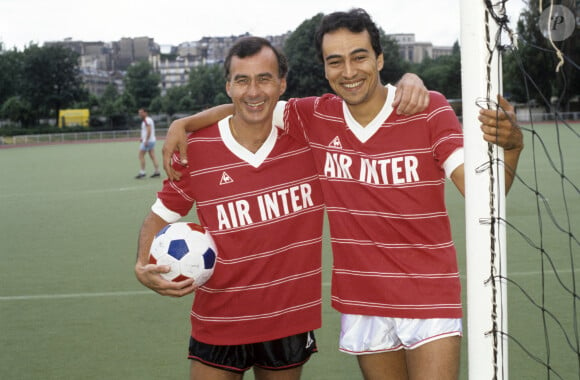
[
  {"x1": 216, "y1": 183, "x2": 314, "y2": 230},
  {"x1": 323, "y1": 152, "x2": 419, "y2": 185}
]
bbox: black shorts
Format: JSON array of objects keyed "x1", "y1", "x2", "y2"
[{"x1": 188, "y1": 331, "x2": 318, "y2": 374}]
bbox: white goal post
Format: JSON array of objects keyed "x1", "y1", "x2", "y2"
[{"x1": 459, "y1": 0, "x2": 509, "y2": 379}]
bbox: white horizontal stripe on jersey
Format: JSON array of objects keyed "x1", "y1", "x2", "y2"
[
  {"x1": 319, "y1": 176, "x2": 446, "y2": 189},
  {"x1": 210, "y1": 204, "x2": 325, "y2": 236},
  {"x1": 196, "y1": 175, "x2": 319, "y2": 207},
  {"x1": 333, "y1": 269, "x2": 459, "y2": 279},
  {"x1": 330, "y1": 238, "x2": 455, "y2": 250},
  {"x1": 216, "y1": 237, "x2": 323, "y2": 265},
  {"x1": 325, "y1": 206, "x2": 448, "y2": 220},
  {"x1": 187, "y1": 146, "x2": 312, "y2": 178},
  {"x1": 201, "y1": 268, "x2": 321, "y2": 294},
  {"x1": 191, "y1": 299, "x2": 321, "y2": 322},
  {"x1": 331, "y1": 296, "x2": 461, "y2": 311}
]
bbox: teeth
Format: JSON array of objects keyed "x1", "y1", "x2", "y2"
[
  {"x1": 248, "y1": 101, "x2": 265, "y2": 107},
  {"x1": 344, "y1": 81, "x2": 362, "y2": 89}
]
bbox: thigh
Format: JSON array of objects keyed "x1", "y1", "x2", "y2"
[
  {"x1": 190, "y1": 360, "x2": 242, "y2": 380},
  {"x1": 253, "y1": 365, "x2": 303, "y2": 380},
  {"x1": 357, "y1": 350, "x2": 408, "y2": 380},
  {"x1": 188, "y1": 336, "x2": 251, "y2": 374},
  {"x1": 405, "y1": 336, "x2": 461, "y2": 380},
  {"x1": 253, "y1": 331, "x2": 317, "y2": 371}
]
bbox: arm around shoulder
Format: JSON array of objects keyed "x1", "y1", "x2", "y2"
[{"x1": 162, "y1": 104, "x2": 234, "y2": 181}]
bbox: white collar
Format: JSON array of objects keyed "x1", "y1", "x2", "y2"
[
  {"x1": 342, "y1": 83, "x2": 396, "y2": 143},
  {"x1": 218, "y1": 116, "x2": 277, "y2": 168}
]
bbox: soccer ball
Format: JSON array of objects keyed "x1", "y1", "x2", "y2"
[{"x1": 148, "y1": 222, "x2": 217, "y2": 285}]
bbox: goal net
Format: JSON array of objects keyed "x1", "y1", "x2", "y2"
[{"x1": 460, "y1": 1, "x2": 579, "y2": 379}]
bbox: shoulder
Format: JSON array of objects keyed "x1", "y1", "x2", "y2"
[
  {"x1": 427, "y1": 91, "x2": 452, "y2": 109},
  {"x1": 188, "y1": 122, "x2": 220, "y2": 138}
]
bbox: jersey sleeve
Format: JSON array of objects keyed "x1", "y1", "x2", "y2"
[
  {"x1": 153, "y1": 168, "x2": 195, "y2": 221},
  {"x1": 428, "y1": 92, "x2": 464, "y2": 171},
  {"x1": 442, "y1": 148, "x2": 464, "y2": 178},
  {"x1": 273, "y1": 101, "x2": 287, "y2": 130},
  {"x1": 282, "y1": 97, "x2": 319, "y2": 144},
  {"x1": 151, "y1": 198, "x2": 182, "y2": 223}
]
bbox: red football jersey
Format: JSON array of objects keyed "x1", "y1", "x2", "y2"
[
  {"x1": 154, "y1": 117, "x2": 325, "y2": 345},
  {"x1": 283, "y1": 88, "x2": 464, "y2": 319}
]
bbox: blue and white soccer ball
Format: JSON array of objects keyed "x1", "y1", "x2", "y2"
[{"x1": 148, "y1": 222, "x2": 217, "y2": 285}]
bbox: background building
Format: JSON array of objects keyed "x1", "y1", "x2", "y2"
[
  {"x1": 388, "y1": 33, "x2": 453, "y2": 63},
  {"x1": 47, "y1": 32, "x2": 444, "y2": 97}
]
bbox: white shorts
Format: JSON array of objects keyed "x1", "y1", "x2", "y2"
[
  {"x1": 140, "y1": 141, "x2": 156, "y2": 151},
  {"x1": 339, "y1": 314, "x2": 463, "y2": 355}
]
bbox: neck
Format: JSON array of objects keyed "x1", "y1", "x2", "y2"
[
  {"x1": 229, "y1": 117, "x2": 271, "y2": 153},
  {"x1": 347, "y1": 84, "x2": 388, "y2": 127}
]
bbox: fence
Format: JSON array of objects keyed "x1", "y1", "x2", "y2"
[{"x1": 0, "y1": 129, "x2": 168, "y2": 146}]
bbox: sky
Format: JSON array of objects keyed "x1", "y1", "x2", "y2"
[{"x1": 0, "y1": 0, "x2": 526, "y2": 51}]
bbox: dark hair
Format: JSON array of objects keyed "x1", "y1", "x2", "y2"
[
  {"x1": 314, "y1": 8, "x2": 383, "y2": 62},
  {"x1": 223, "y1": 36, "x2": 288, "y2": 80}
]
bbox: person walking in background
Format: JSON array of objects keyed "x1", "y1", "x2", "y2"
[{"x1": 136, "y1": 107, "x2": 160, "y2": 179}]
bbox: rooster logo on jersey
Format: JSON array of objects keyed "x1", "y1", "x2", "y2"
[
  {"x1": 329, "y1": 136, "x2": 342, "y2": 149},
  {"x1": 219, "y1": 171, "x2": 234, "y2": 185}
]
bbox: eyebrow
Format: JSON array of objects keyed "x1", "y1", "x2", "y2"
[
  {"x1": 232, "y1": 72, "x2": 274, "y2": 81},
  {"x1": 324, "y1": 48, "x2": 371, "y2": 62}
]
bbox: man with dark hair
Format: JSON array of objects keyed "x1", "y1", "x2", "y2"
[
  {"x1": 160, "y1": 8, "x2": 523, "y2": 380},
  {"x1": 135, "y1": 36, "x2": 324, "y2": 380}
]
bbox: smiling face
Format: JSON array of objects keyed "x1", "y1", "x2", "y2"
[
  {"x1": 321, "y1": 28, "x2": 384, "y2": 109},
  {"x1": 225, "y1": 46, "x2": 287, "y2": 129}
]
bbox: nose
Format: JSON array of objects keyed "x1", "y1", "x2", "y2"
[
  {"x1": 343, "y1": 61, "x2": 356, "y2": 79},
  {"x1": 246, "y1": 80, "x2": 261, "y2": 97}
]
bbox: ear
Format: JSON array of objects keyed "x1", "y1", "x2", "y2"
[
  {"x1": 377, "y1": 53, "x2": 384, "y2": 71},
  {"x1": 279, "y1": 78, "x2": 287, "y2": 96},
  {"x1": 225, "y1": 81, "x2": 232, "y2": 98}
]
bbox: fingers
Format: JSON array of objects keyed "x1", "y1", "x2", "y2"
[
  {"x1": 478, "y1": 95, "x2": 523, "y2": 151},
  {"x1": 161, "y1": 145, "x2": 187, "y2": 182},
  {"x1": 497, "y1": 94, "x2": 514, "y2": 113},
  {"x1": 178, "y1": 140, "x2": 188, "y2": 166},
  {"x1": 158, "y1": 278, "x2": 197, "y2": 297},
  {"x1": 138, "y1": 264, "x2": 196, "y2": 297},
  {"x1": 393, "y1": 73, "x2": 430, "y2": 115},
  {"x1": 395, "y1": 86, "x2": 430, "y2": 115}
]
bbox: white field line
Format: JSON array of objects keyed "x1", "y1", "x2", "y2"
[
  {"x1": 0, "y1": 185, "x2": 156, "y2": 200},
  {"x1": 1, "y1": 269, "x2": 578, "y2": 302}
]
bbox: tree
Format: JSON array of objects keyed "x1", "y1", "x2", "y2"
[
  {"x1": 283, "y1": 13, "x2": 330, "y2": 99},
  {"x1": 0, "y1": 96, "x2": 34, "y2": 126},
  {"x1": 503, "y1": 0, "x2": 578, "y2": 110},
  {"x1": 124, "y1": 60, "x2": 160, "y2": 109},
  {"x1": 188, "y1": 64, "x2": 227, "y2": 110},
  {"x1": 0, "y1": 50, "x2": 23, "y2": 107},
  {"x1": 98, "y1": 83, "x2": 129, "y2": 129},
  {"x1": 413, "y1": 42, "x2": 461, "y2": 99},
  {"x1": 20, "y1": 44, "x2": 87, "y2": 123},
  {"x1": 162, "y1": 86, "x2": 193, "y2": 116},
  {"x1": 379, "y1": 34, "x2": 410, "y2": 86}
]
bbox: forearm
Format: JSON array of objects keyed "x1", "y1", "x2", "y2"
[
  {"x1": 174, "y1": 104, "x2": 234, "y2": 133},
  {"x1": 136, "y1": 211, "x2": 168, "y2": 266},
  {"x1": 503, "y1": 146, "x2": 523, "y2": 194}
]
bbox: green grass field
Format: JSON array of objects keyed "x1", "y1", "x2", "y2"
[{"x1": 0, "y1": 122, "x2": 577, "y2": 379}]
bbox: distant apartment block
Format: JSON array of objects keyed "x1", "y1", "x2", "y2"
[
  {"x1": 48, "y1": 32, "x2": 444, "y2": 97},
  {"x1": 388, "y1": 33, "x2": 453, "y2": 63}
]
